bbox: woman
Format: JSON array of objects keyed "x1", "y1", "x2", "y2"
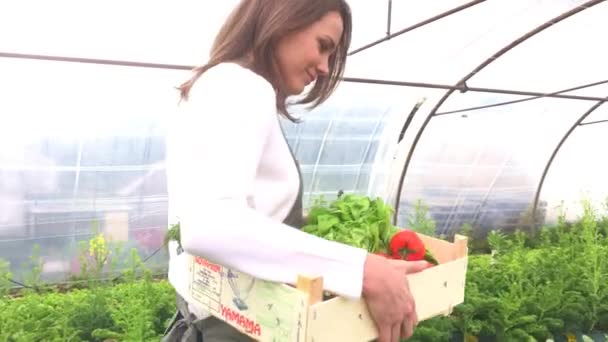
[{"x1": 163, "y1": 0, "x2": 430, "y2": 341}]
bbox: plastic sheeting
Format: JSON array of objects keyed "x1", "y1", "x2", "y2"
[
  {"x1": 282, "y1": 83, "x2": 422, "y2": 207},
  {"x1": 359, "y1": 0, "x2": 608, "y2": 233},
  {"x1": 0, "y1": 59, "x2": 182, "y2": 281},
  {"x1": 0, "y1": 0, "x2": 607, "y2": 282}
]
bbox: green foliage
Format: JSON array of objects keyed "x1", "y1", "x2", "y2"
[
  {"x1": 407, "y1": 199, "x2": 437, "y2": 237},
  {"x1": 0, "y1": 290, "x2": 80, "y2": 342},
  {"x1": 303, "y1": 194, "x2": 608, "y2": 339},
  {"x1": 21, "y1": 244, "x2": 44, "y2": 293},
  {"x1": 302, "y1": 193, "x2": 399, "y2": 253},
  {"x1": 447, "y1": 198, "x2": 608, "y2": 340},
  {"x1": 164, "y1": 222, "x2": 183, "y2": 254},
  {"x1": 0, "y1": 259, "x2": 11, "y2": 298},
  {"x1": 1, "y1": 197, "x2": 607, "y2": 340},
  {"x1": 90, "y1": 278, "x2": 175, "y2": 341},
  {"x1": 407, "y1": 316, "x2": 455, "y2": 341},
  {"x1": 0, "y1": 231, "x2": 176, "y2": 341},
  {"x1": 71, "y1": 232, "x2": 126, "y2": 283},
  {"x1": 0, "y1": 279, "x2": 175, "y2": 341}
]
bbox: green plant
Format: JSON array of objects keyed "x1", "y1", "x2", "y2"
[
  {"x1": 448, "y1": 199, "x2": 608, "y2": 339},
  {"x1": 407, "y1": 316, "x2": 455, "y2": 341},
  {"x1": 407, "y1": 199, "x2": 437, "y2": 237},
  {"x1": 0, "y1": 238, "x2": 176, "y2": 342},
  {"x1": 21, "y1": 244, "x2": 44, "y2": 292},
  {"x1": 0, "y1": 259, "x2": 11, "y2": 298},
  {"x1": 91, "y1": 277, "x2": 175, "y2": 341},
  {"x1": 164, "y1": 222, "x2": 182, "y2": 253},
  {"x1": 0, "y1": 279, "x2": 176, "y2": 341},
  {"x1": 0, "y1": 291, "x2": 81, "y2": 341},
  {"x1": 3, "y1": 196, "x2": 608, "y2": 341},
  {"x1": 302, "y1": 193, "x2": 400, "y2": 253},
  {"x1": 67, "y1": 286, "x2": 114, "y2": 341}
]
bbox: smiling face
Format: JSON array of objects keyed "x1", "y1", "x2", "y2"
[{"x1": 273, "y1": 11, "x2": 344, "y2": 96}]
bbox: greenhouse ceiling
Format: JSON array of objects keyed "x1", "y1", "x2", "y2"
[{"x1": 0, "y1": 0, "x2": 607, "y2": 244}]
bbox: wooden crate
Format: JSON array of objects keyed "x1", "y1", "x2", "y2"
[{"x1": 187, "y1": 233, "x2": 469, "y2": 342}]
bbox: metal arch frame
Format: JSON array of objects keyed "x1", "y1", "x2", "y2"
[
  {"x1": 531, "y1": 98, "x2": 608, "y2": 223},
  {"x1": 390, "y1": 0, "x2": 606, "y2": 225},
  {"x1": 433, "y1": 80, "x2": 608, "y2": 116},
  {"x1": 0, "y1": 1, "x2": 487, "y2": 70},
  {"x1": 386, "y1": 0, "x2": 392, "y2": 36},
  {"x1": 0, "y1": 52, "x2": 193, "y2": 70},
  {"x1": 339, "y1": 77, "x2": 607, "y2": 102},
  {"x1": 2, "y1": 50, "x2": 606, "y2": 104},
  {"x1": 581, "y1": 118, "x2": 608, "y2": 126},
  {"x1": 457, "y1": 80, "x2": 607, "y2": 229},
  {"x1": 348, "y1": 0, "x2": 487, "y2": 56}
]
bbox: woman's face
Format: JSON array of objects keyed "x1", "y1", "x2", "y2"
[{"x1": 274, "y1": 11, "x2": 343, "y2": 95}]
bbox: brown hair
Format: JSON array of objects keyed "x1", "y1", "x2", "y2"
[{"x1": 178, "y1": 0, "x2": 352, "y2": 122}]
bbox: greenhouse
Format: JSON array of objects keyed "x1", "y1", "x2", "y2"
[{"x1": 1, "y1": 0, "x2": 607, "y2": 341}]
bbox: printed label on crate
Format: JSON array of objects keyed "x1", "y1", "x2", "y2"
[
  {"x1": 188, "y1": 256, "x2": 308, "y2": 342},
  {"x1": 191, "y1": 256, "x2": 223, "y2": 314}
]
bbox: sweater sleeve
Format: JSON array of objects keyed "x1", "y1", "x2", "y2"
[{"x1": 166, "y1": 64, "x2": 368, "y2": 299}]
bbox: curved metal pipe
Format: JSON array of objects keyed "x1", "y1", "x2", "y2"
[
  {"x1": 348, "y1": 0, "x2": 486, "y2": 56},
  {"x1": 435, "y1": 79, "x2": 608, "y2": 116},
  {"x1": 341, "y1": 77, "x2": 608, "y2": 102},
  {"x1": 0, "y1": 51, "x2": 192, "y2": 70},
  {"x1": 531, "y1": 98, "x2": 607, "y2": 224},
  {"x1": 580, "y1": 118, "x2": 608, "y2": 126},
  {"x1": 387, "y1": 0, "x2": 393, "y2": 36},
  {"x1": 391, "y1": 0, "x2": 605, "y2": 225}
]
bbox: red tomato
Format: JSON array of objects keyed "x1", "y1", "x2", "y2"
[{"x1": 389, "y1": 229, "x2": 426, "y2": 261}]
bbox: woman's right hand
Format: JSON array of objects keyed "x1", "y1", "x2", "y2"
[{"x1": 362, "y1": 254, "x2": 431, "y2": 342}]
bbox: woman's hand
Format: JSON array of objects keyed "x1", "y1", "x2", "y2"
[{"x1": 362, "y1": 254, "x2": 430, "y2": 342}]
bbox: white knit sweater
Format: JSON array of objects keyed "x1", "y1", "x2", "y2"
[{"x1": 165, "y1": 63, "x2": 367, "y2": 318}]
